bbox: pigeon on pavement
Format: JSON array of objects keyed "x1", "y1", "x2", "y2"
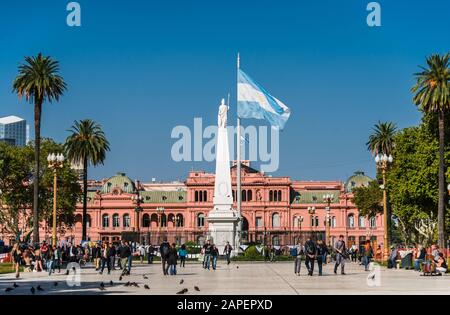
[
  {"x1": 194, "y1": 286, "x2": 200, "y2": 292},
  {"x1": 13, "y1": 283, "x2": 19, "y2": 288},
  {"x1": 37, "y1": 285, "x2": 44, "y2": 291},
  {"x1": 179, "y1": 279, "x2": 184, "y2": 284},
  {"x1": 5, "y1": 287, "x2": 14, "y2": 292},
  {"x1": 30, "y1": 287, "x2": 35, "y2": 294},
  {"x1": 177, "y1": 288, "x2": 188, "y2": 294},
  {"x1": 144, "y1": 284, "x2": 150, "y2": 290}
]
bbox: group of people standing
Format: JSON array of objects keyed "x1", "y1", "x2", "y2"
[
  {"x1": 92, "y1": 240, "x2": 133, "y2": 276},
  {"x1": 159, "y1": 238, "x2": 189, "y2": 275},
  {"x1": 200, "y1": 240, "x2": 233, "y2": 270},
  {"x1": 291, "y1": 235, "x2": 348, "y2": 276}
]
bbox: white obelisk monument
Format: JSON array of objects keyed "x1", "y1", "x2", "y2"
[{"x1": 207, "y1": 98, "x2": 240, "y2": 256}]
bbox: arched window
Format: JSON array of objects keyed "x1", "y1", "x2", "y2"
[
  {"x1": 176, "y1": 214, "x2": 184, "y2": 227},
  {"x1": 112, "y1": 214, "x2": 120, "y2": 227},
  {"x1": 142, "y1": 214, "x2": 150, "y2": 228},
  {"x1": 123, "y1": 214, "x2": 130, "y2": 228},
  {"x1": 369, "y1": 217, "x2": 376, "y2": 228},
  {"x1": 272, "y1": 213, "x2": 280, "y2": 228},
  {"x1": 195, "y1": 191, "x2": 199, "y2": 202},
  {"x1": 247, "y1": 190, "x2": 252, "y2": 201},
  {"x1": 278, "y1": 190, "x2": 282, "y2": 201},
  {"x1": 150, "y1": 214, "x2": 158, "y2": 228},
  {"x1": 348, "y1": 236, "x2": 356, "y2": 247},
  {"x1": 168, "y1": 214, "x2": 175, "y2": 228},
  {"x1": 293, "y1": 216, "x2": 302, "y2": 228},
  {"x1": 347, "y1": 214, "x2": 355, "y2": 228},
  {"x1": 315, "y1": 216, "x2": 319, "y2": 227},
  {"x1": 232, "y1": 190, "x2": 235, "y2": 202},
  {"x1": 359, "y1": 216, "x2": 366, "y2": 228},
  {"x1": 197, "y1": 213, "x2": 205, "y2": 227},
  {"x1": 160, "y1": 214, "x2": 167, "y2": 227},
  {"x1": 331, "y1": 216, "x2": 337, "y2": 228},
  {"x1": 86, "y1": 214, "x2": 91, "y2": 228},
  {"x1": 203, "y1": 191, "x2": 207, "y2": 202},
  {"x1": 272, "y1": 235, "x2": 280, "y2": 246},
  {"x1": 242, "y1": 190, "x2": 247, "y2": 202},
  {"x1": 269, "y1": 190, "x2": 273, "y2": 202},
  {"x1": 102, "y1": 214, "x2": 109, "y2": 228}
]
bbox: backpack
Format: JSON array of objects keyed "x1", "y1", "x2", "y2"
[
  {"x1": 161, "y1": 244, "x2": 170, "y2": 257},
  {"x1": 306, "y1": 242, "x2": 315, "y2": 255},
  {"x1": 290, "y1": 247, "x2": 298, "y2": 257}
]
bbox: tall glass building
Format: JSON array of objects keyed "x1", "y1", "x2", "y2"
[{"x1": 0, "y1": 115, "x2": 26, "y2": 147}]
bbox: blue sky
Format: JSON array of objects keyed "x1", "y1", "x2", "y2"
[{"x1": 1, "y1": 0, "x2": 449, "y2": 183}]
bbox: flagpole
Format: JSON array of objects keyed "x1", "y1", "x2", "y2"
[{"x1": 236, "y1": 53, "x2": 242, "y2": 251}]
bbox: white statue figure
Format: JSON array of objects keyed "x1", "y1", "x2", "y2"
[{"x1": 218, "y1": 98, "x2": 229, "y2": 129}]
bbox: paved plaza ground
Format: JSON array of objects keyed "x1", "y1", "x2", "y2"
[{"x1": 0, "y1": 261, "x2": 449, "y2": 295}]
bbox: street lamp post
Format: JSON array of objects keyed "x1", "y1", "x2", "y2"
[
  {"x1": 375, "y1": 153, "x2": 393, "y2": 261},
  {"x1": 308, "y1": 206, "x2": 316, "y2": 238},
  {"x1": 131, "y1": 191, "x2": 143, "y2": 242},
  {"x1": 156, "y1": 206, "x2": 165, "y2": 243},
  {"x1": 47, "y1": 153, "x2": 64, "y2": 246},
  {"x1": 323, "y1": 194, "x2": 334, "y2": 246}
]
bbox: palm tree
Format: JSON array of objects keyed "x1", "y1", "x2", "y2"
[
  {"x1": 65, "y1": 119, "x2": 110, "y2": 241},
  {"x1": 412, "y1": 53, "x2": 450, "y2": 248},
  {"x1": 13, "y1": 53, "x2": 67, "y2": 243},
  {"x1": 366, "y1": 121, "x2": 397, "y2": 156}
]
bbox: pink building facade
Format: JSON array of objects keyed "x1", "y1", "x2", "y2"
[{"x1": 31, "y1": 164, "x2": 383, "y2": 248}]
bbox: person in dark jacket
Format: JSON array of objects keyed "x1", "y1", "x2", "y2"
[
  {"x1": 168, "y1": 243, "x2": 178, "y2": 275},
  {"x1": 119, "y1": 241, "x2": 132, "y2": 275},
  {"x1": 210, "y1": 244, "x2": 219, "y2": 270},
  {"x1": 109, "y1": 243, "x2": 117, "y2": 270},
  {"x1": 223, "y1": 242, "x2": 233, "y2": 265},
  {"x1": 147, "y1": 243, "x2": 155, "y2": 264},
  {"x1": 93, "y1": 243, "x2": 102, "y2": 271},
  {"x1": 304, "y1": 238, "x2": 317, "y2": 276},
  {"x1": 316, "y1": 240, "x2": 328, "y2": 276},
  {"x1": 160, "y1": 238, "x2": 170, "y2": 275}
]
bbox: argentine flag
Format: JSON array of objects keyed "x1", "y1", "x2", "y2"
[{"x1": 238, "y1": 69, "x2": 291, "y2": 130}]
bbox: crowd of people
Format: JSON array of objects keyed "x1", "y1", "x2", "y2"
[
  {"x1": 6, "y1": 236, "x2": 448, "y2": 280},
  {"x1": 387, "y1": 243, "x2": 448, "y2": 275},
  {"x1": 9, "y1": 240, "x2": 140, "y2": 279}
]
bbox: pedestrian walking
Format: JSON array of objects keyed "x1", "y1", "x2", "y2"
[
  {"x1": 109, "y1": 243, "x2": 116, "y2": 270},
  {"x1": 147, "y1": 243, "x2": 155, "y2": 264},
  {"x1": 304, "y1": 238, "x2": 316, "y2": 276},
  {"x1": 333, "y1": 235, "x2": 347, "y2": 275},
  {"x1": 119, "y1": 241, "x2": 132, "y2": 275},
  {"x1": 160, "y1": 238, "x2": 170, "y2": 275},
  {"x1": 11, "y1": 243, "x2": 22, "y2": 279},
  {"x1": 203, "y1": 240, "x2": 212, "y2": 269},
  {"x1": 223, "y1": 241, "x2": 233, "y2": 265},
  {"x1": 48, "y1": 245, "x2": 61, "y2": 275},
  {"x1": 210, "y1": 244, "x2": 219, "y2": 270},
  {"x1": 316, "y1": 240, "x2": 328, "y2": 276},
  {"x1": 292, "y1": 242, "x2": 304, "y2": 276},
  {"x1": 138, "y1": 244, "x2": 145, "y2": 264},
  {"x1": 99, "y1": 242, "x2": 111, "y2": 275},
  {"x1": 93, "y1": 243, "x2": 102, "y2": 271},
  {"x1": 168, "y1": 243, "x2": 178, "y2": 275},
  {"x1": 178, "y1": 244, "x2": 187, "y2": 268},
  {"x1": 362, "y1": 240, "x2": 373, "y2": 271}
]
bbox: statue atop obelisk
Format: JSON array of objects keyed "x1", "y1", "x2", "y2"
[{"x1": 207, "y1": 98, "x2": 239, "y2": 256}]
